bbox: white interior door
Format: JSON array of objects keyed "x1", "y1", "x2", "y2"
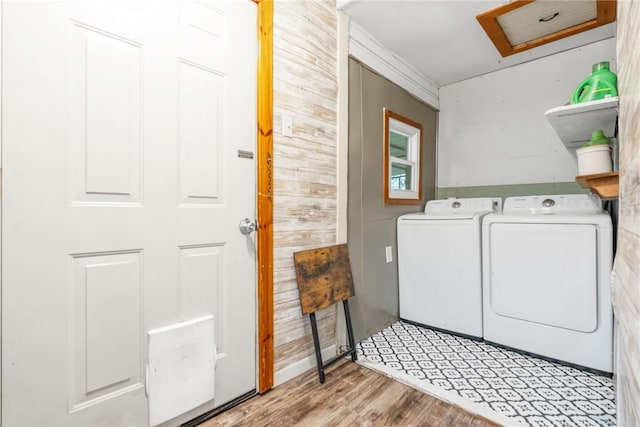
[{"x1": 1, "y1": 0, "x2": 257, "y2": 425}]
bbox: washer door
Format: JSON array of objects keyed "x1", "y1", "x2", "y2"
[{"x1": 488, "y1": 223, "x2": 598, "y2": 333}]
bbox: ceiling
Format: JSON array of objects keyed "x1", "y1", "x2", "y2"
[{"x1": 337, "y1": 0, "x2": 616, "y2": 87}]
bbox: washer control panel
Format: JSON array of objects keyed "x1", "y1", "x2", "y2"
[
  {"x1": 425, "y1": 197, "x2": 502, "y2": 214},
  {"x1": 503, "y1": 194, "x2": 602, "y2": 214}
]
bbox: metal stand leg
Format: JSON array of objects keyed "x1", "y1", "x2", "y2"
[
  {"x1": 309, "y1": 312, "x2": 325, "y2": 383},
  {"x1": 308, "y1": 299, "x2": 357, "y2": 384},
  {"x1": 343, "y1": 300, "x2": 357, "y2": 362}
]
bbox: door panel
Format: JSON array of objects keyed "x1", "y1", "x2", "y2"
[
  {"x1": 488, "y1": 223, "x2": 597, "y2": 332},
  {"x1": 70, "y1": 251, "x2": 144, "y2": 412},
  {"x1": 179, "y1": 62, "x2": 223, "y2": 203},
  {"x1": 72, "y1": 22, "x2": 143, "y2": 204},
  {"x1": 2, "y1": 1, "x2": 256, "y2": 425}
]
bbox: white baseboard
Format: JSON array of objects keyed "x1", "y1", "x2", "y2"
[{"x1": 274, "y1": 345, "x2": 337, "y2": 387}]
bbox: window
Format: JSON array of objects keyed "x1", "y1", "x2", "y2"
[{"x1": 384, "y1": 109, "x2": 423, "y2": 205}]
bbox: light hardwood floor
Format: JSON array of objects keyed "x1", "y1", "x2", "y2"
[{"x1": 201, "y1": 360, "x2": 500, "y2": 426}]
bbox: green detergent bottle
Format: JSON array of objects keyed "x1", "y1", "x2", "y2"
[
  {"x1": 583, "y1": 129, "x2": 610, "y2": 147},
  {"x1": 571, "y1": 61, "x2": 618, "y2": 104}
]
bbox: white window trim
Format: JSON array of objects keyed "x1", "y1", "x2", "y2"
[
  {"x1": 384, "y1": 109, "x2": 423, "y2": 205},
  {"x1": 388, "y1": 121, "x2": 419, "y2": 200}
]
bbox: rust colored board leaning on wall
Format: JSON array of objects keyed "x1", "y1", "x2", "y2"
[{"x1": 293, "y1": 244, "x2": 355, "y2": 315}]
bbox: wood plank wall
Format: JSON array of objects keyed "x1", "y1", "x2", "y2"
[
  {"x1": 612, "y1": 2, "x2": 640, "y2": 425},
  {"x1": 272, "y1": 0, "x2": 339, "y2": 373}
]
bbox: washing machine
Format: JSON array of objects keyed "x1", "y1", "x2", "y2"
[
  {"x1": 482, "y1": 194, "x2": 613, "y2": 372},
  {"x1": 397, "y1": 197, "x2": 501, "y2": 338}
]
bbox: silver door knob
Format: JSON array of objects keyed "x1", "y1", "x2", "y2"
[{"x1": 239, "y1": 218, "x2": 257, "y2": 235}]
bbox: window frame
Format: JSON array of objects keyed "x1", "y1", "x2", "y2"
[{"x1": 383, "y1": 109, "x2": 423, "y2": 205}]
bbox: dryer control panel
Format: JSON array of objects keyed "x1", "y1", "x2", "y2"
[{"x1": 503, "y1": 194, "x2": 602, "y2": 214}]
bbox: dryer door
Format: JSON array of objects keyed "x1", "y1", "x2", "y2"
[{"x1": 487, "y1": 223, "x2": 598, "y2": 333}]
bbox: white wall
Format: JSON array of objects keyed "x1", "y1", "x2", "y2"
[
  {"x1": 438, "y1": 38, "x2": 616, "y2": 188},
  {"x1": 348, "y1": 21, "x2": 439, "y2": 109}
]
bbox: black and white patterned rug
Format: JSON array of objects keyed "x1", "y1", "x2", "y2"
[{"x1": 357, "y1": 321, "x2": 615, "y2": 427}]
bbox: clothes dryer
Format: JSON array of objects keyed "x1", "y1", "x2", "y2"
[
  {"x1": 397, "y1": 197, "x2": 501, "y2": 338},
  {"x1": 482, "y1": 194, "x2": 613, "y2": 372}
]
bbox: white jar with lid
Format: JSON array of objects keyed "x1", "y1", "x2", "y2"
[{"x1": 576, "y1": 145, "x2": 612, "y2": 175}]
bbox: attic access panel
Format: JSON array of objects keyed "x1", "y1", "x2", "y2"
[{"x1": 477, "y1": 0, "x2": 616, "y2": 57}]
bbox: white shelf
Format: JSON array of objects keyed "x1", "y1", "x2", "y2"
[{"x1": 545, "y1": 97, "x2": 619, "y2": 150}]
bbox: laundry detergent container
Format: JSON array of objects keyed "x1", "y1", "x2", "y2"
[
  {"x1": 577, "y1": 145, "x2": 612, "y2": 175},
  {"x1": 577, "y1": 130, "x2": 612, "y2": 175}
]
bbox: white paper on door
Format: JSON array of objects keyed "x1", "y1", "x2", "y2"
[{"x1": 147, "y1": 315, "x2": 216, "y2": 426}]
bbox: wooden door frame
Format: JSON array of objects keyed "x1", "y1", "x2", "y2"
[{"x1": 255, "y1": 0, "x2": 274, "y2": 393}]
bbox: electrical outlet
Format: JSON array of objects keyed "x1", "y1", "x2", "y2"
[{"x1": 385, "y1": 246, "x2": 393, "y2": 263}]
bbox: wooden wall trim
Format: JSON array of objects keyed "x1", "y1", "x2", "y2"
[
  {"x1": 257, "y1": 0, "x2": 274, "y2": 393},
  {"x1": 336, "y1": 10, "x2": 349, "y2": 246}
]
